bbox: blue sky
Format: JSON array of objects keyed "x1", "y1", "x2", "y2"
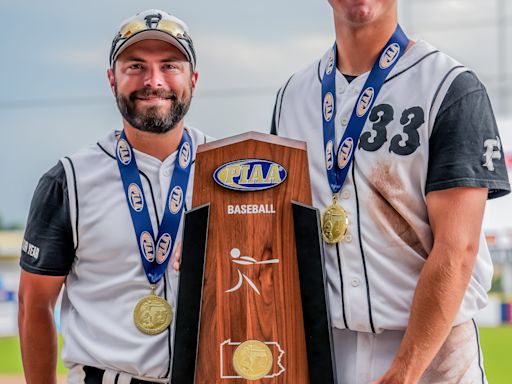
[{"x1": 1, "y1": 0, "x2": 511, "y2": 226}]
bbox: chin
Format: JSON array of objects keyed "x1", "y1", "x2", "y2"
[
  {"x1": 347, "y1": 6, "x2": 374, "y2": 24},
  {"x1": 138, "y1": 105, "x2": 170, "y2": 116}
]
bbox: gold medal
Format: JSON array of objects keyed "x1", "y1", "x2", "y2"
[
  {"x1": 133, "y1": 288, "x2": 173, "y2": 335},
  {"x1": 232, "y1": 340, "x2": 273, "y2": 380},
  {"x1": 322, "y1": 196, "x2": 348, "y2": 244}
]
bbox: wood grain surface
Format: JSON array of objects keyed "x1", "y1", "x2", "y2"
[{"x1": 192, "y1": 133, "x2": 312, "y2": 383}]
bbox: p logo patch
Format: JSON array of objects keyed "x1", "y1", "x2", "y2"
[{"x1": 482, "y1": 136, "x2": 502, "y2": 172}]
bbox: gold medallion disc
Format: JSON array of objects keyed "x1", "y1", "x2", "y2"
[
  {"x1": 233, "y1": 340, "x2": 273, "y2": 380},
  {"x1": 322, "y1": 199, "x2": 348, "y2": 244},
  {"x1": 133, "y1": 292, "x2": 173, "y2": 335}
]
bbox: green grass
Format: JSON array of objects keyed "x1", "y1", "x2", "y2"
[
  {"x1": 479, "y1": 326, "x2": 512, "y2": 384},
  {"x1": 0, "y1": 335, "x2": 67, "y2": 374},
  {"x1": 0, "y1": 327, "x2": 511, "y2": 381}
]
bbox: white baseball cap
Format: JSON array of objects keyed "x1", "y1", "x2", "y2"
[{"x1": 109, "y1": 9, "x2": 196, "y2": 69}]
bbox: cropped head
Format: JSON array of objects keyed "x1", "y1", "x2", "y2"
[
  {"x1": 328, "y1": 0, "x2": 397, "y2": 26},
  {"x1": 108, "y1": 9, "x2": 198, "y2": 134}
]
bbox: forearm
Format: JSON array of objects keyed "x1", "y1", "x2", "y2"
[
  {"x1": 19, "y1": 302, "x2": 59, "y2": 384},
  {"x1": 388, "y1": 243, "x2": 476, "y2": 383}
]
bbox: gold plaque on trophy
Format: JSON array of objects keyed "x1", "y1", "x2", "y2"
[{"x1": 233, "y1": 340, "x2": 273, "y2": 380}]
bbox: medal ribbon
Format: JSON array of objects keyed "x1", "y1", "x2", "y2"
[
  {"x1": 116, "y1": 129, "x2": 193, "y2": 284},
  {"x1": 322, "y1": 25, "x2": 409, "y2": 193}
]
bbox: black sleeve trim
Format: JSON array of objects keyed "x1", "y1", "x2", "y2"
[{"x1": 20, "y1": 263, "x2": 69, "y2": 277}]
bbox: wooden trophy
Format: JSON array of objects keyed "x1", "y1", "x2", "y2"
[{"x1": 171, "y1": 132, "x2": 336, "y2": 383}]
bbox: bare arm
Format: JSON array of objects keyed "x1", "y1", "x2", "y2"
[
  {"x1": 18, "y1": 270, "x2": 66, "y2": 384},
  {"x1": 374, "y1": 186, "x2": 487, "y2": 383}
]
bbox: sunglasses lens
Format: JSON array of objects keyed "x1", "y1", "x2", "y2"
[
  {"x1": 158, "y1": 20, "x2": 186, "y2": 38},
  {"x1": 119, "y1": 21, "x2": 147, "y2": 38}
]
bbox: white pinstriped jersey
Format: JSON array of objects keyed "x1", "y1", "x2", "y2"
[
  {"x1": 21, "y1": 127, "x2": 209, "y2": 379},
  {"x1": 272, "y1": 40, "x2": 510, "y2": 333}
]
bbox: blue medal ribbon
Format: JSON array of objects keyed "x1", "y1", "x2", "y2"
[
  {"x1": 322, "y1": 25, "x2": 409, "y2": 194},
  {"x1": 116, "y1": 129, "x2": 193, "y2": 284}
]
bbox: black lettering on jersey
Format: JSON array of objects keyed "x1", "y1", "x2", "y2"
[
  {"x1": 389, "y1": 106, "x2": 424, "y2": 156},
  {"x1": 358, "y1": 103, "x2": 393, "y2": 152},
  {"x1": 357, "y1": 104, "x2": 425, "y2": 156}
]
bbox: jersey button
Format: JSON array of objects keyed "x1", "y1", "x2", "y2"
[
  {"x1": 351, "y1": 278, "x2": 360, "y2": 287},
  {"x1": 345, "y1": 234, "x2": 353, "y2": 243},
  {"x1": 163, "y1": 169, "x2": 170, "y2": 177},
  {"x1": 341, "y1": 190, "x2": 350, "y2": 199},
  {"x1": 341, "y1": 117, "x2": 348, "y2": 126}
]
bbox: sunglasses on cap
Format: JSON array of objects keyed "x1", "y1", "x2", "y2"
[{"x1": 109, "y1": 12, "x2": 196, "y2": 68}]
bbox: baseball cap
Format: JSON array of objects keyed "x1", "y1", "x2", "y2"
[{"x1": 109, "y1": 9, "x2": 196, "y2": 69}]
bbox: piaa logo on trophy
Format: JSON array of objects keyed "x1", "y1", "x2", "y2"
[{"x1": 213, "y1": 159, "x2": 287, "y2": 191}]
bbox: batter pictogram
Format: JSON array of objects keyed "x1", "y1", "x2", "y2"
[{"x1": 225, "y1": 248, "x2": 279, "y2": 295}]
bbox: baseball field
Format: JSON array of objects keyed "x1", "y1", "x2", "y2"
[{"x1": 1, "y1": 327, "x2": 511, "y2": 382}]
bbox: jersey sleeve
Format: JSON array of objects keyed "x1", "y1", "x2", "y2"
[
  {"x1": 20, "y1": 161, "x2": 75, "y2": 276},
  {"x1": 426, "y1": 71, "x2": 511, "y2": 199}
]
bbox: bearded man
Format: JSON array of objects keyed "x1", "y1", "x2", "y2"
[{"x1": 18, "y1": 9, "x2": 209, "y2": 384}]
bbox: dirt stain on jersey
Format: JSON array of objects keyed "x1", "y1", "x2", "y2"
[
  {"x1": 367, "y1": 164, "x2": 428, "y2": 258},
  {"x1": 420, "y1": 321, "x2": 480, "y2": 383}
]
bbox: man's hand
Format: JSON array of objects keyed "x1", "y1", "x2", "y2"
[
  {"x1": 371, "y1": 363, "x2": 408, "y2": 384},
  {"x1": 172, "y1": 242, "x2": 182, "y2": 272}
]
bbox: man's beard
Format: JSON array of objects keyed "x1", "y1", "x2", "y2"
[{"x1": 116, "y1": 85, "x2": 192, "y2": 134}]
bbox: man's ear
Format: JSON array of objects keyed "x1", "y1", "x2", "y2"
[
  {"x1": 191, "y1": 70, "x2": 199, "y2": 92},
  {"x1": 107, "y1": 68, "x2": 116, "y2": 95}
]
